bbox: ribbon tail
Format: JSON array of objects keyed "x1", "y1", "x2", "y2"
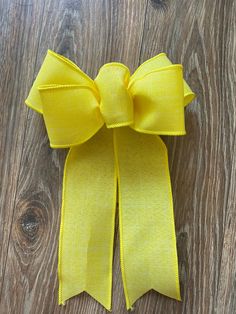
[
  {"x1": 58, "y1": 127, "x2": 116, "y2": 310},
  {"x1": 114, "y1": 127, "x2": 181, "y2": 309}
]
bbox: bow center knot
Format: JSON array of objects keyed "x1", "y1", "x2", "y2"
[{"x1": 94, "y1": 63, "x2": 133, "y2": 128}]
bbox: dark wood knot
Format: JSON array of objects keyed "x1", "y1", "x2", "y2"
[
  {"x1": 177, "y1": 231, "x2": 189, "y2": 281},
  {"x1": 150, "y1": 0, "x2": 168, "y2": 11},
  {"x1": 19, "y1": 209, "x2": 40, "y2": 242},
  {"x1": 13, "y1": 196, "x2": 50, "y2": 258},
  {"x1": 177, "y1": 232, "x2": 189, "y2": 260},
  {"x1": 178, "y1": 231, "x2": 188, "y2": 241}
]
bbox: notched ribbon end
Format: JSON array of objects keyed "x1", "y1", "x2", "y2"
[
  {"x1": 59, "y1": 288, "x2": 112, "y2": 311},
  {"x1": 126, "y1": 284, "x2": 182, "y2": 310},
  {"x1": 58, "y1": 300, "x2": 66, "y2": 306}
]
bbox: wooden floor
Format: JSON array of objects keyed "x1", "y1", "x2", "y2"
[{"x1": 0, "y1": 0, "x2": 236, "y2": 313}]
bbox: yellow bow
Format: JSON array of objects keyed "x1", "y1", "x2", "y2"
[{"x1": 25, "y1": 50, "x2": 195, "y2": 310}]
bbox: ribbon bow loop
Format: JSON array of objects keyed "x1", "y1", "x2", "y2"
[
  {"x1": 129, "y1": 65, "x2": 186, "y2": 135},
  {"x1": 25, "y1": 50, "x2": 196, "y2": 311},
  {"x1": 39, "y1": 85, "x2": 103, "y2": 148}
]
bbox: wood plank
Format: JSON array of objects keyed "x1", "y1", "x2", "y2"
[
  {"x1": 0, "y1": 0, "x2": 148, "y2": 313},
  {"x1": 0, "y1": 0, "x2": 48, "y2": 299},
  {"x1": 136, "y1": 0, "x2": 236, "y2": 313}
]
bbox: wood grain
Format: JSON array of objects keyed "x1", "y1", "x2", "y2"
[{"x1": 0, "y1": 0, "x2": 235, "y2": 313}]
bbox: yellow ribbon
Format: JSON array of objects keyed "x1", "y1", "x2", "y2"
[{"x1": 25, "y1": 50, "x2": 195, "y2": 310}]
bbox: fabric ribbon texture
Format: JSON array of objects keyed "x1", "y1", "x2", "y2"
[{"x1": 25, "y1": 50, "x2": 195, "y2": 310}]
